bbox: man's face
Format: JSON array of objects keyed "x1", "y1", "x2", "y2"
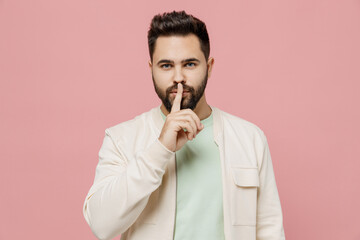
[{"x1": 149, "y1": 34, "x2": 213, "y2": 113}]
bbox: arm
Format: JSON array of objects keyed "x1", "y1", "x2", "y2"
[
  {"x1": 83, "y1": 129, "x2": 175, "y2": 240},
  {"x1": 256, "y1": 131, "x2": 285, "y2": 240}
]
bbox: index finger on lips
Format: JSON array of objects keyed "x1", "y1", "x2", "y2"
[{"x1": 170, "y1": 83, "x2": 183, "y2": 113}]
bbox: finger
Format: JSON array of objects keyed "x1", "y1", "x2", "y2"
[
  {"x1": 185, "y1": 131, "x2": 193, "y2": 140},
  {"x1": 189, "y1": 110, "x2": 203, "y2": 131},
  {"x1": 182, "y1": 121, "x2": 196, "y2": 140},
  {"x1": 178, "y1": 121, "x2": 196, "y2": 140},
  {"x1": 179, "y1": 115, "x2": 197, "y2": 138},
  {"x1": 170, "y1": 83, "x2": 183, "y2": 113},
  {"x1": 177, "y1": 109, "x2": 203, "y2": 130},
  {"x1": 185, "y1": 115, "x2": 198, "y2": 138}
]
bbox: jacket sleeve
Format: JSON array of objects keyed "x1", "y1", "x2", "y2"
[
  {"x1": 256, "y1": 131, "x2": 285, "y2": 240},
  {"x1": 82, "y1": 128, "x2": 175, "y2": 240}
]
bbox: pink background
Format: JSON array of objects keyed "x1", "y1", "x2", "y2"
[{"x1": 1, "y1": 0, "x2": 359, "y2": 239}]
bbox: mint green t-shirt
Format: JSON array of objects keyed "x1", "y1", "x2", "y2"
[{"x1": 160, "y1": 109, "x2": 225, "y2": 240}]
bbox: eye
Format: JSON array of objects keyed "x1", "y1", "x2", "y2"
[
  {"x1": 185, "y1": 62, "x2": 196, "y2": 67},
  {"x1": 161, "y1": 64, "x2": 171, "y2": 69}
]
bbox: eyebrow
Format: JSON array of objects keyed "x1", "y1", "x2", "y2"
[{"x1": 156, "y1": 58, "x2": 201, "y2": 66}]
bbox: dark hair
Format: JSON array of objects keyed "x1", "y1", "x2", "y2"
[{"x1": 147, "y1": 10, "x2": 210, "y2": 62}]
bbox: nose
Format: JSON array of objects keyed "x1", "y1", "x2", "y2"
[{"x1": 173, "y1": 66, "x2": 185, "y2": 84}]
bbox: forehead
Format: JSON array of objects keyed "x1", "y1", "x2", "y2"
[{"x1": 153, "y1": 34, "x2": 204, "y2": 62}]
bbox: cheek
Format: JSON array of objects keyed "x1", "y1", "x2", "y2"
[
  {"x1": 153, "y1": 70, "x2": 171, "y2": 82},
  {"x1": 153, "y1": 72, "x2": 173, "y2": 94},
  {"x1": 188, "y1": 69, "x2": 207, "y2": 82}
]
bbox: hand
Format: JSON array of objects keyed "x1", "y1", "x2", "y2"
[{"x1": 158, "y1": 83, "x2": 204, "y2": 152}]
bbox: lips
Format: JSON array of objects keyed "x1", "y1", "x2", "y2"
[{"x1": 171, "y1": 90, "x2": 189, "y2": 93}]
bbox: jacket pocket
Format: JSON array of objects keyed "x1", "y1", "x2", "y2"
[{"x1": 230, "y1": 167, "x2": 259, "y2": 226}]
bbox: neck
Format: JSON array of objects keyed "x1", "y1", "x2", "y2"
[{"x1": 160, "y1": 94, "x2": 212, "y2": 120}]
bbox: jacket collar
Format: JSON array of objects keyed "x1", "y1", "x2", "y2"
[{"x1": 151, "y1": 104, "x2": 223, "y2": 146}]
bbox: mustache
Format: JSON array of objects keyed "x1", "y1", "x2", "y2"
[{"x1": 167, "y1": 85, "x2": 193, "y2": 94}]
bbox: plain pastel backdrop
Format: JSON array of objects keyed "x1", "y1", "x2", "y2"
[{"x1": 1, "y1": 0, "x2": 359, "y2": 239}]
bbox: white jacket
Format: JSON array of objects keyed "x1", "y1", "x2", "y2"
[{"x1": 83, "y1": 104, "x2": 285, "y2": 240}]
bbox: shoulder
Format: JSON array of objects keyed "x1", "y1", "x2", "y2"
[
  {"x1": 214, "y1": 106, "x2": 268, "y2": 145},
  {"x1": 214, "y1": 107, "x2": 270, "y2": 166},
  {"x1": 216, "y1": 107, "x2": 264, "y2": 134}
]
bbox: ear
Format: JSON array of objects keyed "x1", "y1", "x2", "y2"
[
  {"x1": 207, "y1": 57, "x2": 215, "y2": 78},
  {"x1": 148, "y1": 60, "x2": 153, "y2": 73}
]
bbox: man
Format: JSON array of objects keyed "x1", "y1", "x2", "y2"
[{"x1": 83, "y1": 10, "x2": 285, "y2": 240}]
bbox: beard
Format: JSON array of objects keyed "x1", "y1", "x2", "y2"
[{"x1": 152, "y1": 70, "x2": 208, "y2": 113}]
